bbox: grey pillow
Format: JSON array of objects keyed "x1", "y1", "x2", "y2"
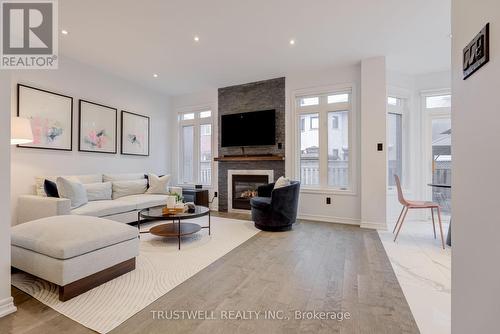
[
  {"x1": 84, "y1": 182, "x2": 112, "y2": 201},
  {"x1": 56, "y1": 177, "x2": 88, "y2": 209}
]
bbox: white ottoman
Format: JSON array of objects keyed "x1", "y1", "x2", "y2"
[{"x1": 11, "y1": 215, "x2": 139, "y2": 301}]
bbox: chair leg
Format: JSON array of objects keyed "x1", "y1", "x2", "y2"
[
  {"x1": 393, "y1": 206, "x2": 406, "y2": 233},
  {"x1": 431, "y1": 207, "x2": 436, "y2": 239},
  {"x1": 394, "y1": 207, "x2": 409, "y2": 242},
  {"x1": 436, "y1": 207, "x2": 445, "y2": 249}
]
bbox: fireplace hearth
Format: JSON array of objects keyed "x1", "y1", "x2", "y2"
[{"x1": 231, "y1": 174, "x2": 269, "y2": 210}]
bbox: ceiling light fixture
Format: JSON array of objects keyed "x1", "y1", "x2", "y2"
[
  {"x1": 153, "y1": 73, "x2": 159, "y2": 78},
  {"x1": 194, "y1": 35, "x2": 200, "y2": 42},
  {"x1": 289, "y1": 39, "x2": 296, "y2": 45},
  {"x1": 61, "y1": 29, "x2": 68, "y2": 35}
]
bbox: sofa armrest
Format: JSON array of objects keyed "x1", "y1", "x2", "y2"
[{"x1": 17, "y1": 195, "x2": 71, "y2": 224}]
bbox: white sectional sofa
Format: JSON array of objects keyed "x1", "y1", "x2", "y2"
[{"x1": 17, "y1": 173, "x2": 177, "y2": 224}]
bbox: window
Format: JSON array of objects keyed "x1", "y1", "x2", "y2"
[
  {"x1": 300, "y1": 96, "x2": 319, "y2": 107},
  {"x1": 200, "y1": 110, "x2": 211, "y2": 118},
  {"x1": 387, "y1": 95, "x2": 407, "y2": 187},
  {"x1": 295, "y1": 88, "x2": 352, "y2": 190},
  {"x1": 328, "y1": 111, "x2": 349, "y2": 188},
  {"x1": 199, "y1": 124, "x2": 212, "y2": 184},
  {"x1": 310, "y1": 116, "x2": 319, "y2": 129},
  {"x1": 331, "y1": 115, "x2": 339, "y2": 129},
  {"x1": 387, "y1": 113, "x2": 403, "y2": 186},
  {"x1": 328, "y1": 93, "x2": 349, "y2": 104},
  {"x1": 387, "y1": 96, "x2": 399, "y2": 106},
  {"x1": 425, "y1": 95, "x2": 451, "y2": 109},
  {"x1": 181, "y1": 125, "x2": 194, "y2": 183},
  {"x1": 178, "y1": 109, "x2": 213, "y2": 185},
  {"x1": 182, "y1": 113, "x2": 195, "y2": 120},
  {"x1": 299, "y1": 113, "x2": 320, "y2": 186}
]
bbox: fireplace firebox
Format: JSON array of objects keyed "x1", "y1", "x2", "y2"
[{"x1": 231, "y1": 174, "x2": 269, "y2": 210}]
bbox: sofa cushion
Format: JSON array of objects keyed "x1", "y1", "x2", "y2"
[
  {"x1": 56, "y1": 177, "x2": 88, "y2": 209},
  {"x1": 112, "y1": 179, "x2": 147, "y2": 199},
  {"x1": 115, "y1": 194, "x2": 168, "y2": 210},
  {"x1": 145, "y1": 174, "x2": 171, "y2": 194},
  {"x1": 11, "y1": 215, "x2": 138, "y2": 260},
  {"x1": 71, "y1": 200, "x2": 136, "y2": 217},
  {"x1": 103, "y1": 173, "x2": 145, "y2": 182},
  {"x1": 250, "y1": 197, "x2": 272, "y2": 210},
  {"x1": 84, "y1": 182, "x2": 112, "y2": 201},
  {"x1": 35, "y1": 174, "x2": 102, "y2": 196}
]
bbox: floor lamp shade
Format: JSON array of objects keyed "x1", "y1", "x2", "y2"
[{"x1": 11, "y1": 117, "x2": 34, "y2": 145}]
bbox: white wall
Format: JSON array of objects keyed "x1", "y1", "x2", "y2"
[
  {"x1": 10, "y1": 57, "x2": 174, "y2": 224},
  {"x1": 0, "y1": 72, "x2": 16, "y2": 317},
  {"x1": 452, "y1": 1, "x2": 500, "y2": 333},
  {"x1": 360, "y1": 57, "x2": 387, "y2": 229}
]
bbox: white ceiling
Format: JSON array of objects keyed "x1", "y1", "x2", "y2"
[{"x1": 59, "y1": 0, "x2": 451, "y2": 95}]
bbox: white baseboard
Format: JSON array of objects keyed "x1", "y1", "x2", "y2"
[
  {"x1": 298, "y1": 213, "x2": 360, "y2": 226},
  {"x1": 0, "y1": 297, "x2": 16, "y2": 318},
  {"x1": 360, "y1": 221, "x2": 388, "y2": 230}
]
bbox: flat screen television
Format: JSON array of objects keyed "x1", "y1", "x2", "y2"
[{"x1": 221, "y1": 110, "x2": 276, "y2": 147}]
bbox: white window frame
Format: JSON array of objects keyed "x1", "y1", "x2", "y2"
[
  {"x1": 291, "y1": 83, "x2": 357, "y2": 195},
  {"x1": 387, "y1": 88, "x2": 411, "y2": 192},
  {"x1": 178, "y1": 106, "x2": 214, "y2": 187},
  {"x1": 421, "y1": 89, "x2": 452, "y2": 200}
]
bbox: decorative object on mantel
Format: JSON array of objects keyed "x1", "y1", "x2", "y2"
[
  {"x1": 79, "y1": 100, "x2": 117, "y2": 154},
  {"x1": 121, "y1": 110, "x2": 150, "y2": 156},
  {"x1": 463, "y1": 23, "x2": 489, "y2": 80},
  {"x1": 17, "y1": 84, "x2": 73, "y2": 151},
  {"x1": 11, "y1": 117, "x2": 33, "y2": 145}
]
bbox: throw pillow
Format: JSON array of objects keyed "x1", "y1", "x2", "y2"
[
  {"x1": 112, "y1": 179, "x2": 148, "y2": 199},
  {"x1": 43, "y1": 179, "x2": 59, "y2": 198},
  {"x1": 274, "y1": 176, "x2": 291, "y2": 189},
  {"x1": 146, "y1": 174, "x2": 171, "y2": 194},
  {"x1": 84, "y1": 182, "x2": 112, "y2": 201},
  {"x1": 56, "y1": 177, "x2": 88, "y2": 209}
]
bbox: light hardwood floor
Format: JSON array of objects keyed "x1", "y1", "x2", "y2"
[{"x1": 0, "y1": 214, "x2": 419, "y2": 334}]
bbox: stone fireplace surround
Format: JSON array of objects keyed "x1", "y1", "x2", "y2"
[{"x1": 217, "y1": 77, "x2": 286, "y2": 212}]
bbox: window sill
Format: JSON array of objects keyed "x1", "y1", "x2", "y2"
[{"x1": 300, "y1": 187, "x2": 357, "y2": 196}]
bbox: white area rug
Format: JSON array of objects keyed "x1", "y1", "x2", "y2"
[{"x1": 12, "y1": 216, "x2": 258, "y2": 333}]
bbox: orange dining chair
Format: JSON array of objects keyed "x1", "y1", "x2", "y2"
[{"x1": 393, "y1": 175, "x2": 445, "y2": 249}]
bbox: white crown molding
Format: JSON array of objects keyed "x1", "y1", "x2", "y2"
[{"x1": 0, "y1": 297, "x2": 16, "y2": 318}]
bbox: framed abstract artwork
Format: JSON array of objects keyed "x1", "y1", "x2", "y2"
[
  {"x1": 121, "y1": 110, "x2": 150, "y2": 156},
  {"x1": 79, "y1": 100, "x2": 117, "y2": 154},
  {"x1": 17, "y1": 84, "x2": 73, "y2": 151}
]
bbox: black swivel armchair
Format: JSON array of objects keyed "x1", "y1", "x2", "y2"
[{"x1": 250, "y1": 181, "x2": 300, "y2": 231}]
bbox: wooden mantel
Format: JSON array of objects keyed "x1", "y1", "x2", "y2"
[{"x1": 214, "y1": 155, "x2": 285, "y2": 162}]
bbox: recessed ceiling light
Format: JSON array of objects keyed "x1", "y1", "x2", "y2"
[
  {"x1": 289, "y1": 39, "x2": 296, "y2": 45},
  {"x1": 61, "y1": 29, "x2": 68, "y2": 35},
  {"x1": 194, "y1": 35, "x2": 200, "y2": 42},
  {"x1": 153, "y1": 73, "x2": 158, "y2": 78}
]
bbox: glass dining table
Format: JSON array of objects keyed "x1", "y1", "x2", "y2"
[{"x1": 427, "y1": 183, "x2": 451, "y2": 246}]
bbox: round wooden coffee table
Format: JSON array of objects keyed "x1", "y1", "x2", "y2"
[{"x1": 138, "y1": 205, "x2": 210, "y2": 250}]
